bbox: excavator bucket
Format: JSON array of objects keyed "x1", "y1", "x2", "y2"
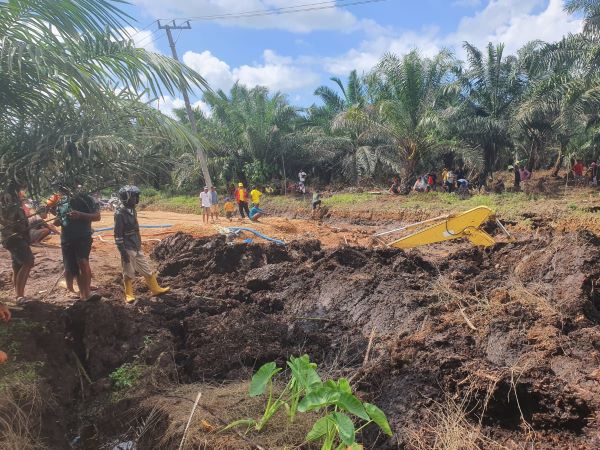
[{"x1": 389, "y1": 206, "x2": 496, "y2": 249}]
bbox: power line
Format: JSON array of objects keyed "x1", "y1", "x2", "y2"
[
  {"x1": 128, "y1": 19, "x2": 158, "y2": 38},
  {"x1": 159, "y1": 0, "x2": 386, "y2": 22},
  {"x1": 133, "y1": 27, "x2": 163, "y2": 49}
]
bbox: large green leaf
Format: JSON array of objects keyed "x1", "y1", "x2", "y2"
[
  {"x1": 287, "y1": 354, "x2": 321, "y2": 390},
  {"x1": 364, "y1": 403, "x2": 393, "y2": 436},
  {"x1": 336, "y1": 393, "x2": 369, "y2": 421},
  {"x1": 249, "y1": 362, "x2": 282, "y2": 397},
  {"x1": 337, "y1": 378, "x2": 352, "y2": 395},
  {"x1": 306, "y1": 414, "x2": 334, "y2": 442},
  {"x1": 332, "y1": 412, "x2": 355, "y2": 446},
  {"x1": 297, "y1": 386, "x2": 341, "y2": 412}
]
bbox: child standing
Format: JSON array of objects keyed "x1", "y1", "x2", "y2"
[{"x1": 223, "y1": 197, "x2": 235, "y2": 222}]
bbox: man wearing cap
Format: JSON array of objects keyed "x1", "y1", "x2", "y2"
[
  {"x1": 235, "y1": 183, "x2": 250, "y2": 219},
  {"x1": 199, "y1": 186, "x2": 211, "y2": 224}
]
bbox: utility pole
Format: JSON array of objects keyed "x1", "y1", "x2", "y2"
[{"x1": 158, "y1": 20, "x2": 213, "y2": 187}]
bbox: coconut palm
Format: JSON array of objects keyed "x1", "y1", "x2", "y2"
[{"x1": 0, "y1": 0, "x2": 209, "y2": 193}]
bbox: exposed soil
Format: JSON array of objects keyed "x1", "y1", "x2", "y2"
[{"x1": 1, "y1": 209, "x2": 600, "y2": 449}]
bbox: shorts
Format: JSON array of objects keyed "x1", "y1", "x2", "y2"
[
  {"x1": 61, "y1": 236, "x2": 92, "y2": 276},
  {"x1": 202, "y1": 206, "x2": 210, "y2": 213},
  {"x1": 225, "y1": 211, "x2": 234, "y2": 219},
  {"x1": 122, "y1": 249, "x2": 153, "y2": 279},
  {"x1": 4, "y1": 236, "x2": 34, "y2": 272},
  {"x1": 210, "y1": 204, "x2": 219, "y2": 214}
]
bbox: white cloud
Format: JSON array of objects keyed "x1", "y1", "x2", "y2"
[
  {"x1": 123, "y1": 26, "x2": 159, "y2": 52},
  {"x1": 448, "y1": 0, "x2": 581, "y2": 55},
  {"x1": 182, "y1": 49, "x2": 319, "y2": 93},
  {"x1": 324, "y1": 0, "x2": 582, "y2": 75},
  {"x1": 156, "y1": 95, "x2": 185, "y2": 118},
  {"x1": 132, "y1": 0, "x2": 364, "y2": 33},
  {"x1": 183, "y1": 50, "x2": 234, "y2": 92}
]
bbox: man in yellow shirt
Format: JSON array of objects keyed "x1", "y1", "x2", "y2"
[{"x1": 250, "y1": 186, "x2": 263, "y2": 207}]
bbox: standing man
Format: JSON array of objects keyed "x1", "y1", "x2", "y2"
[
  {"x1": 114, "y1": 186, "x2": 169, "y2": 303},
  {"x1": 235, "y1": 183, "x2": 250, "y2": 219},
  {"x1": 55, "y1": 184, "x2": 100, "y2": 301},
  {"x1": 0, "y1": 185, "x2": 34, "y2": 301},
  {"x1": 298, "y1": 169, "x2": 307, "y2": 194},
  {"x1": 209, "y1": 186, "x2": 219, "y2": 222},
  {"x1": 250, "y1": 185, "x2": 263, "y2": 207},
  {"x1": 199, "y1": 186, "x2": 211, "y2": 224}
]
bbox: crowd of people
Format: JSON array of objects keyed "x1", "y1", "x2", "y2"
[
  {"x1": 389, "y1": 159, "x2": 600, "y2": 196},
  {"x1": 208, "y1": 182, "x2": 265, "y2": 222},
  {"x1": 0, "y1": 183, "x2": 171, "y2": 364}
]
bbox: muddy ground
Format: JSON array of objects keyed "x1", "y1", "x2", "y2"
[{"x1": 1, "y1": 209, "x2": 600, "y2": 449}]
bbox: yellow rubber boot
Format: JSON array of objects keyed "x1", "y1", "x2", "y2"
[
  {"x1": 145, "y1": 273, "x2": 170, "y2": 296},
  {"x1": 124, "y1": 277, "x2": 136, "y2": 303}
]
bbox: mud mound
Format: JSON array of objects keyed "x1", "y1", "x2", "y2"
[{"x1": 7, "y1": 230, "x2": 600, "y2": 449}]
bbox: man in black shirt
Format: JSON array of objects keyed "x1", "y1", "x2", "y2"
[
  {"x1": 0, "y1": 185, "x2": 34, "y2": 300},
  {"x1": 55, "y1": 187, "x2": 100, "y2": 300}
]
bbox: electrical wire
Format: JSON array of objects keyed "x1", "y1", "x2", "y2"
[
  {"x1": 128, "y1": 19, "x2": 158, "y2": 39},
  {"x1": 160, "y1": 0, "x2": 386, "y2": 22}
]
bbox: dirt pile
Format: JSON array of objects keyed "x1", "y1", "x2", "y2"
[{"x1": 4, "y1": 231, "x2": 600, "y2": 449}]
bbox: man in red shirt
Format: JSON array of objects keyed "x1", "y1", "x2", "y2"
[
  {"x1": 573, "y1": 160, "x2": 585, "y2": 177},
  {"x1": 235, "y1": 183, "x2": 250, "y2": 219}
]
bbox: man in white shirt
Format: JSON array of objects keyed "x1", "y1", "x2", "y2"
[
  {"x1": 199, "y1": 186, "x2": 211, "y2": 224},
  {"x1": 298, "y1": 170, "x2": 307, "y2": 194}
]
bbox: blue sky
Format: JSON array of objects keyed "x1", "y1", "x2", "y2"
[{"x1": 122, "y1": 0, "x2": 582, "y2": 114}]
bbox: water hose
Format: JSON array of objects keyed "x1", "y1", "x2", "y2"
[
  {"x1": 226, "y1": 227, "x2": 285, "y2": 246},
  {"x1": 93, "y1": 224, "x2": 173, "y2": 233}
]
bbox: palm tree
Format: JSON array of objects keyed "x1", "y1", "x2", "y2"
[
  {"x1": 302, "y1": 70, "x2": 400, "y2": 184},
  {"x1": 0, "y1": 0, "x2": 209, "y2": 193},
  {"x1": 448, "y1": 43, "x2": 527, "y2": 174},
  {"x1": 335, "y1": 50, "x2": 473, "y2": 191},
  {"x1": 173, "y1": 84, "x2": 303, "y2": 187}
]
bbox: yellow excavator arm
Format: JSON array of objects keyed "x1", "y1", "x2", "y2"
[{"x1": 375, "y1": 206, "x2": 510, "y2": 250}]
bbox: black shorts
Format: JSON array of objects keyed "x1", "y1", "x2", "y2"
[
  {"x1": 4, "y1": 236, "x2": 34, "y2": 272},
  {"x1": 61, "y1": 236, "x2": 92, "y2": 276}
]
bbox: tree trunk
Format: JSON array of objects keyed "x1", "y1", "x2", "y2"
[{"x1": 552, "y1": 142, "x2": 565, "y2": 177}]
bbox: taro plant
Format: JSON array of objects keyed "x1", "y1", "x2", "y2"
[{"x1": 225, "y1": 355, "x2": 393, "y2": 449}]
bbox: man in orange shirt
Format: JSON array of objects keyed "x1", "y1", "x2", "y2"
[{"x1": 235, "y1": 183, "x2": 250, "y2": 219}]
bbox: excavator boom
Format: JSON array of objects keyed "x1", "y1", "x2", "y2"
[{"x1": 386, "y1": 206, "x2": 500, "y2": 249}]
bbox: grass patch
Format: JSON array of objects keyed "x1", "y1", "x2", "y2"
[{"x1": 109, "y1": 362, "x2": 145, "y2": 391}]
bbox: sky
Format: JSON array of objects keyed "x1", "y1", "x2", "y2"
[{"x1": 120, "y1": 0, "x2": 583, "y2": 115}]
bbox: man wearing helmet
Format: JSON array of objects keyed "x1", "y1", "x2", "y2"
[{"x1": 114, "y1": 186, "x2": 169, "y2": 303}]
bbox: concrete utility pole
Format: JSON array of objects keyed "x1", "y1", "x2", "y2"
[{"x1": 158, "y1": 20, "x2": 213, "y2": 188}]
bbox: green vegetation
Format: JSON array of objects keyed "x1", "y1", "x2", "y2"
[
  {"x1": 226, "y1": 355, "x2": 392, "y2": 449},
  {"x1": 0, "y1": 0, "x2": 208, "y2": 194},
  {"x1": 163, "y1": 0, "x2": 600, "y2": 193},
  {"x1": 2, "y1": 1, "x2": 600, "y2": 198},
  {"x1": 109, "y1": 363, "x2": 144, "y2": 391}
]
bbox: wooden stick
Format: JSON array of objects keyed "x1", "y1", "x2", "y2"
[
  {"x1": 363, "y1": 327, "x2": 376, "y2": 366},
  {"x1": 293, "y1": 316, "x2": 331, "y2": 322},
  {"x1": 459, "y1": 307, "x2": 478, "y2": 331},
  {"x1": 179, "y1": 391, "x2": 202, "y2": 450}
]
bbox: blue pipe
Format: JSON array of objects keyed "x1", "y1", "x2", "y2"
[
  {"x1": 228, "y1": 227, "x2": 285, "y2": 246},
  {"x1": 93, "y1": 224, "x2": 173, "y2": 233}
]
